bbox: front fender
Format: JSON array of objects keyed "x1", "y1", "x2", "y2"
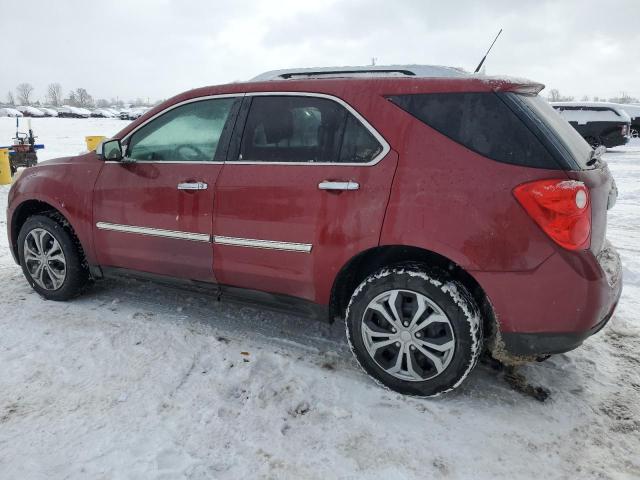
[{"x1": 8, "y1": 153, "x2": 104, "y2": 265}]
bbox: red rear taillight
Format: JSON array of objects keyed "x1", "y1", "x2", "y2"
[{"x1": 513, "y1": 179, "x2": 591, "y2": 251}]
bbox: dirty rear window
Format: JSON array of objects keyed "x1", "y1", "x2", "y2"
[{"x1": 388, "y1": 92, "x2": 559, "y2": 169}]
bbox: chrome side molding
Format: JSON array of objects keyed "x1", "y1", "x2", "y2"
[
  {"x1": 95, "y1": 222, "x2": 313, "y2": 252},
  {"x1": 213, "y1": 235, "x2": 312, "y2": 252},
  {"x1": 96, "y1": 222, "x2": 210, "y2": 242}
]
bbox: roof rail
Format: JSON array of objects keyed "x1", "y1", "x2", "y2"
[
  {"x1": 250, "y1": 65, "x2": 468, "y2": 82},
  {"x1": 278, "y1": 69, "x2": 416, "y2": 79}
]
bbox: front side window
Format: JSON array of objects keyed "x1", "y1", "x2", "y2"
[
  {"x1": 239, "y1": 95, "x2": 382, "y2": 163},
  {"x1": 127, "y1": 98, "x2": 237, "y2": 162}
]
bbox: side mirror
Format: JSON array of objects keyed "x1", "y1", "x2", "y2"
[{"x1": 100, "y1": 139, "x2": 123, "y2": 161}]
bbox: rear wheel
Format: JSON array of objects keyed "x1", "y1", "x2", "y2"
[
  {"x1": 18, "y1": 215, "x2": 90, "y2": 301},
  {"x1": 345, "y1": 265, "x2": 482, "y2": 396},
  {"x1": 631, "y1": 127, "x2": 639, "y2": 138}
]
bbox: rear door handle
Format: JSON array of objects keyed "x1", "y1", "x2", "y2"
[
  {"x1": 318, "y1": 181, "x2": 359, "y2": 191},
  {"x1": 177, "y1": 182, "x2": 208, "y2": 191}
]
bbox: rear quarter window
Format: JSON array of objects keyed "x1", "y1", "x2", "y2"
[{"x1": 388, "y1": 92, "x2": 559, "y2": 169}]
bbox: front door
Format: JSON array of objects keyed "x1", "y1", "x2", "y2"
[
  {"x1": 213, "y1": 93, "x2": 397, "y2": 303},
  {"x1": 93, "y1": 96, "x2": 241, "y2": 281}
]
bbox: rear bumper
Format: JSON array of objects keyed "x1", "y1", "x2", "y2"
[
  {"x1": 501, "y1": 296, "x2": 619, "y2": 355},
  {"x1": 474, "y1": 242, "x2": 623, "y2": 356}
]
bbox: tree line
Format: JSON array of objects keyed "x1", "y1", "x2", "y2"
[
  {"x1": 547, "y1": 88, "x2": 639, "y2": 104},
  {"x1": 5, "y1": 82, "x2": 157, "y2": 109}
]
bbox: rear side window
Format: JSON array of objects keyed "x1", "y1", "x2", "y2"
[
  {"x1": 239, "y1": 96, "x2": 382, "y2": 163},
  {"x1": 388, "y1": 93, "x2": 558, "y2": 169}
]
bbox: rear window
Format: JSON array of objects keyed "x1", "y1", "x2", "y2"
[
  {"x1": 517, "y1": 95, "x2": 593, "y2": 169},
  {"x1": 388, "y1": 92, "x2": 559, "y2": 169}
]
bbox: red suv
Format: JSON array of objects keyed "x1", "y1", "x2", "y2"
[{"x1": 7, "y1": 66, "x2": 622, "y2": 396}]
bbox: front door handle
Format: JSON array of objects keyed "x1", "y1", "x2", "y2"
[
  {"x1": 318, "y1": 181, "x2": 359, "y2": 191},
  {"x1": 177, "y1": 182, "x2": 208, "y2": 191}
]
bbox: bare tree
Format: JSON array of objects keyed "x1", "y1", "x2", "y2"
[
  {"x1": 547, "y1": 89, "x2": 574, "y2": 102},
  {"x1": 66, "y1": 88, "x2": 94, "y2": 108},
  {"x1": 96, "y1": 98, "x2": 110, "y2": 108},
  {"x1": 16, "y1": 82, "x2": 35, "y2": 105},
  {"x1": 581, "y1": 95, "x2": 590, "y2": 101},
  {"x1": 6, "y1": 91, "x2": 15, "y2": 105},
  {"x1": 46, "y1": 83, "x2": 63, "y2": 106},
  {"x1": 75, "y1": 88, "x2": 94, "y2": 108}
]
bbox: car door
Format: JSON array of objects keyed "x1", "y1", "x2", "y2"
[
  {"x1": 212, "y1": 92, "x2": 398, "y2": 303},
  {"x1": 93, "y1": 95, "x2": 241, "y2": 281}
]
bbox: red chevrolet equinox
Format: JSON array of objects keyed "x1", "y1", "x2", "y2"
[{"x1": 7, "y1": 66, "x2": 622, "y2": 396}]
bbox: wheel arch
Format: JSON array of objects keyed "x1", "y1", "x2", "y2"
[
  {"x1": 10, "y1": 200, "x2": 84, "y2": 263},
  {"x1": 329, "y1": 244, "x2": 496, "y2": 337}
]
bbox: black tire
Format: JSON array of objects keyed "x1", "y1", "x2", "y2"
[
  {"x1": 17, "y1": 214, "x2": 90, "y2": 301},
  {"x1": 345, "y1": 264, "x2": 482, "y2": 397},
  {"x1": 585, "y1": 136, "x2": 600, "y2": 149}
]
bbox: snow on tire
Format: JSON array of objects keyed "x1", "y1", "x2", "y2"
[{"x1": 345, "y1": 264, "x2": 482, "y2": 397}]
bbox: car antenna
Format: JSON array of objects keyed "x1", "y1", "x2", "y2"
[{"x1": 473, "y1": 29, "x2": 503, "y2": 73}]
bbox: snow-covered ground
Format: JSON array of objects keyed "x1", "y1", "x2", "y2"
[{"x1": 0, "y1": 118, "x2": 638, "y2": 479}]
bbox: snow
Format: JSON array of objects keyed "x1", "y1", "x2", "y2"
[
  {"x1": 16, "y1": 106, "x2": 46, "y2": 117},
  {"x1": 619, "y1": 104, "x2": 640, "y2": 120},
  {"x1": 0, "y1": 107, "x2": 23, "y2": 117},
  {"x1": 0, "y1": 117, "x2": 639, "y2": 479},
  {"x1": 551, "y1": 102, "x2": 632, "y2": 125}
]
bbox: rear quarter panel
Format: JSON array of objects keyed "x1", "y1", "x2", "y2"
[{"x1": 379, "y1": 111, "x2": 564, "y2": 272}]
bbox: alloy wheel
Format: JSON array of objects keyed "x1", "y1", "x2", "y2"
[
  {"x1": 23, "y1": 228, "x2": 67, "y2": 290},
  {"x1": 361, "y1": 289, "x2": 456, "y2": 382}
]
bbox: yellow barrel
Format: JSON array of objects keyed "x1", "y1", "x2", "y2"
[
  {"x1": 0, "y1": 149, "x2": 12, "y2": 185},
  {"x1": 85, "y1": 135, "x2": 106, "y2": 152}
]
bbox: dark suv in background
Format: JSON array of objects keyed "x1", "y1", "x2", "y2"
[
  {"x1": 7, "y1": 65, "x2": 622, "y2": 396},
  {"x1": 551, "y1": 101, "x2": 631, "y2": 148}
]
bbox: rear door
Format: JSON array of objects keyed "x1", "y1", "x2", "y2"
[
  {"x1": 212, "y1": 93, "x2": 397, "y2": 303},
  {"x1": 93, "y1": 95, "x2": 241, "y2": 281}
]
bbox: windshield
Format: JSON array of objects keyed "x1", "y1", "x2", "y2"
[{"x1": 516, "y1": 94, "x2": 594, "y2": 169}]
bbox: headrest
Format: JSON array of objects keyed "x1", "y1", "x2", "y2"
[{"x1": 255, "y1": 107, "x2": 293, "y2": 144}]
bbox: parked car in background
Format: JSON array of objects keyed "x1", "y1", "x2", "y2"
[
  {"x1": 619, "y1": 104, "x2": 640, "y2": 138},
  {"x1": 15, "y1": 106, "x2": 46, "y2": 117},
  {"x1": 91, "y1": 109, "x2": 116, "y2": 118},
  {"x1": 128, "y1": 107, "x2": 149, "y2": 120},
  {"x1": 38, "y1": 107, "x2": 59, "y2": 117},
  {"x1": 57, "y1": 106, "x2": 91, "y2": 118},
  {"x1": 7, "y1": 65, "x2": 622, "y2": 397},
  {"x1": 118, "y1": 107, "x2": 149, "y2": 120},
  {"x1": 0, "y1": 107, "x2": 23, "y2": 117},
  {"x1": 551, "y1": 101, "x2": 631, "y2": 148}
]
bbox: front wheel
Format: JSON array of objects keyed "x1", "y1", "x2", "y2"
[
  {"x1": 18, "y1": 214, "x2": 90, "y2": 301},
  {"x1": 345, "y1": 265, "x2": 482, "y2": 397}
]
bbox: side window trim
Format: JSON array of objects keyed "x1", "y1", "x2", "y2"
[
  {"x1": 117, "y1": 93, "x2": 245, "y2": 164},
  {"x1": 226, "y1": 91, "x2": 390, "y2": 166}
]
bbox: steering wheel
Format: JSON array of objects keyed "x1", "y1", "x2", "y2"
[{"x1": 175, "y1": 144, "x2": 205, "y2": 161}]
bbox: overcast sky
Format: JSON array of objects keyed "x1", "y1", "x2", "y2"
[{"x1": 1, "y1": 0, "x2": 638, "y2": 104}]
